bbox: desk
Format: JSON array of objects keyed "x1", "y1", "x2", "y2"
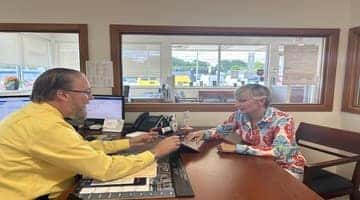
[
  {"x1": 64, "y1": 140, "x2": 322, "y2": 200},
  {"x1": 179, "y1": 141, "x2": 322, "y2": 200}
]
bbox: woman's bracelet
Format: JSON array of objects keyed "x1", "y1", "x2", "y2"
[{"x1": 203, "y1": 129, "x2": 212, "y2": 140}]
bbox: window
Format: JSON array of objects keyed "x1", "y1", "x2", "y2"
[
  {"x1": 122, "y1": 43, "x2": 161, "y2": 88},
  {"x1": 342, "y1": 26, "x2": 360, "y2": 114},
  {"x1": 171, "y1": 44, "x2": 267, "y2": 88},
  {"x1": 0, "y1": 23, "x2": 88, "y2": 96},
  {"x1": 111, "y1": 25, "x2": 339, "y2": 112}
]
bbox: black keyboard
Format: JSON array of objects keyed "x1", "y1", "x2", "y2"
[
  {"x1": 72, "y1": 152, "x2": 194, "y2": 199},
  {"x1": 169, "y1": 152, "x2": 195, "y2": 197}
]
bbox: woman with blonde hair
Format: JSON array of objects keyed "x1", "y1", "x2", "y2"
[{"x1": 187, "y1": 84, "x2": 306, "y2": 179}]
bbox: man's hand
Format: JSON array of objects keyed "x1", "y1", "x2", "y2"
[
  {"x1": 185, "y1": 130, "x2": 204, "y2": 143},
  {"x1": 217, "y1": 142, "x2": 236, "y2": 153},
  {"x1": 150, "y1": 136, "x2": 181, "y2": 159},
  {"x1": 129, "y1": 131, "x2": 158, "y2": 147}
]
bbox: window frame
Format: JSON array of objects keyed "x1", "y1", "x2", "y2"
[
  {"x1": 342, "y1": 26, "x2": 360, "y2": 114},
  {"x1": 0, "y1": 23, "x2": 88, "y2": 74},
  {"x1": 110, "y1": 25, "x2": 339, "y2": 112}
]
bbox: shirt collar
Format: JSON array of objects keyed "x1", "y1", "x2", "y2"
[
  {"x1": 262, "y1": 107, "x2": 274, "y2": 123},
  {"x1": 240, "y1": 107, "x2": 274, "y2": 128},
  {"x1": 29, "y1": 102, "x2": 64, "y2": 118}
]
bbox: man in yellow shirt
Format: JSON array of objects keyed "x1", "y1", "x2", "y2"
[{"x1": 0, "y1": 68, "x2": 180, "y2": 200}]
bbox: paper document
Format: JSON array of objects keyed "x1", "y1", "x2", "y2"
[
  {"x1": 89, "y1": 162, "x2": 157, "y2": 186},
  {"x1": 102, "y1": 119, "x2": 124, "y2": 132},
  {"x1": 181, "y1": 139, "x2": 204, "y2": 152},
  {"x1": 122, "y1": 162, "x2": 157, "y2": 179},
  {"x1": 86, "y1": 60, "x2": 114, "y2": 87},
  {"x1": 80, "y1": 178, "x2": 150, "y2": 193},
  {"x1": 91, "y1": 178, "x2": 135, "y2": 186},
  {"x1": 126, "y1": 131, "x2": 148, "y2": 138}
]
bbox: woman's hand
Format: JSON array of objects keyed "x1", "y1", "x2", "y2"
[
  {"x1": 129, "y1": 131, "x2": 158, "y2": 146},
  {"x1": 217, "y1": 142, "x2": 236, "y2": 153}
]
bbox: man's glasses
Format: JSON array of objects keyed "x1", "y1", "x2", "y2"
[{"x1": 65, "y1": 89, "x2": 92, "y2": 96}]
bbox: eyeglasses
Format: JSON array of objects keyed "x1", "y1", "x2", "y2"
[
  {"x1": 236, "y1": 98, "x2": 253, "y2": 104},
  {"x1": 236, "y1": 96, "x2": 266, "y2": 104},
  {"x1": 65, "y1": 89, "x2": 92, "y2": 96}
]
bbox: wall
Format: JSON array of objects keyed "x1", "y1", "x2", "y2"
[
  {"x1": 336, "y1": 0, "x2": 360, "y2": 180},
  {"x1": 1, "y1": 0, "x2": 359, "y2": 178},
  {"x1": 343, "y1": 0, "x2": 360, "y2": 131},
  {"x1": 350, "y1": 0, "x2": 360, "y2": 26}
]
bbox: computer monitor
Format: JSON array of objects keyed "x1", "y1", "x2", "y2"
[
  {"x1": 0, "y1": 96, "x2": 31, "y2": 121},
  {"x1": 86, "y1": 95, "x2": 125, "y2": 120}
]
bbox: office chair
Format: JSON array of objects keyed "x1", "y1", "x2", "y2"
[{"x1": 296, "y1": 122, "x2": 360, "y2": 200}]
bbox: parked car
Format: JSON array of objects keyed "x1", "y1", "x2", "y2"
[
  {"x1": 137, "y1": 77, "x2": 160, "y2": 86},
  {"x1": 175, "y1": 75, "x2": 191, "y2": 87}
]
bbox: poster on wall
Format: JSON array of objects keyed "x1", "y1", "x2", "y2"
[
  {"x1": 283, "y1": 45, "x2": 319, "y2": 85},
  {"x1": 86, "y1": 60, "x2": 114, "y2": 88}
]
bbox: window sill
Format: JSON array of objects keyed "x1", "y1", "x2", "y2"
[
  {"x1": 125, "y1": 103, "x2": 333, "y2": 112},
  {"x1": 0, "y1": 89, "x2": 32, "y2": 96}
]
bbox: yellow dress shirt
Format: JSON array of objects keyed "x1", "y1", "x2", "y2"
[{"x1": 0, "y1": 102, "x2": 154, "y2": 200}]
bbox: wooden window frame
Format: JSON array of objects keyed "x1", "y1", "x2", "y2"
[
  {"x1": 342, "y1": 26, "x2": 360, "y2": 114},
  {"x1": 110, "y1": 25, "x2": 339, "y2": 112},
  {"x1": 0, "y1": 23, "x2": 89, "y2": 73}
]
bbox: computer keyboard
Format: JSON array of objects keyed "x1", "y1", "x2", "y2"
[
  {"x1": 169, "y1": 152, "x2": 195, "y2": 197},
  {"x1": 73, "y1": 152, "x2": 194, "y2": 199}
]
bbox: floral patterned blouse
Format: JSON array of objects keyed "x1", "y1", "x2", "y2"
[{"x1": 205, "y1": 107, "x2": 306, "y2": 176}]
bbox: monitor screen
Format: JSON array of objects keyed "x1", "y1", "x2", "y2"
[
  {"x1": 0, "y1": 96, "x2": 31, "y2": 121},
  {"x1": 86, "y1": 95, "x2": 125, "y2": 120}
]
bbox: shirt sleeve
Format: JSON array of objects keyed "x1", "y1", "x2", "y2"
[
  {"x1": 29, "y1": 122, "x2": 155, "y2": 182},
  {"x1": 88, "y1": 139, "x2": 130, "y2": 154},
  {"x1": 235, "y1": 116, "x2": 299, "y2": 159},
  {"x1": 204, "y1": 112, "x2": 236, "y2": 140}
]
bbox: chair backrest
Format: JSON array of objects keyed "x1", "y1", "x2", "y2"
[
  {"x1": 296, "y1": 122, "x2": 360, "y2": 199},
  {"x1": 296, "y1": 122, "x2": 360, "y2": 155}
]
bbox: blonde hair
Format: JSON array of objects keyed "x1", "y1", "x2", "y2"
[{"x1": 234, "y1": 84, "x2": 271, "y2": 107}]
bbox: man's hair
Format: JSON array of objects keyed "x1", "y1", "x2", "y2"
[
  {"x1": 234, "y1": 84, "x2": 271, "y2": 107},
  {"x1": 31, "y1": 68, "x2": 82, "y2": 103}
]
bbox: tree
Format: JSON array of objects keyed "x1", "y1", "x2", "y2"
[
  {"x1": 252, "y1": 61, "x2": 264, "y2": 72},
  {"x1": 172, "y1": 57, "x2": 210, "y2": 73},
  {"x1": 218, "y1": 59, "x2": 248, "y2": 73},
  {"x1": 172, "y1": 57, "x2": 191, "y2": 71}
]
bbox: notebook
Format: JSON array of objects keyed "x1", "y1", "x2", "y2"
[{"x1": 181, "y1": 139, "x2": 205, "y2": 152}]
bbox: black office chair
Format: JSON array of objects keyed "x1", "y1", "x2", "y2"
[{"x1": 296, "y1": 122, "x2": 360, "y2": 200}]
